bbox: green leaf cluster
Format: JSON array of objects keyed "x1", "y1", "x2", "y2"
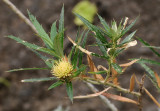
[
  {"x1": 74, "y1": 13, "x2": 138, "y2": 80},
  {"x1": 133, "y1": 37, "x2": 160, "y2": 92},
  {"x1": 7, "y1": 6, "x2": 88, "y2": 102}
]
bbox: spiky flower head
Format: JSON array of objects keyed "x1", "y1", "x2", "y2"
[{"x1": 52, "y1": 58, "x2": 73, "y2": 79}]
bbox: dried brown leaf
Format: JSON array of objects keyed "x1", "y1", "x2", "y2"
[
  {"x1": 111, "y1": 67, "x2": 118, "y2": 85},
  {"x1": 120, "y1": 59, "x2": 139, "y2": 67},
  {"x1": 74, "y1": 87, "x2": 110, "y2": 99},
  {"x1": 111, "y1": 59, "x2": 119, "y2": 85},
  {"x1": 67, "y1": 36, "x2": 92, "y2": 55},
  {"x1": 154, "y1": 72, "x2": 160, "y2": 88},
  {"x1": 102, "y1": 93, "x2": 139, "y2": 105},
  {"x1": 143, "y1": 87, "x2": 160, "y2": 108},
  {"x1": 129, "y1": 74, "x2": 135, "y2": 92},
  {"x1": 87, "y1": 55, "x2": 104, "y2": 80},
  {"x1": 97, "y1": 65, "x2": 108, "y2": 71}
]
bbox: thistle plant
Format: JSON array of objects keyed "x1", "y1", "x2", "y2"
[
  {"x1": 7, "y1": 5, "x2": 160, "y2": 110},
  {"x1": 7, "y1": 6, "x2": 87, "y2": 102}
]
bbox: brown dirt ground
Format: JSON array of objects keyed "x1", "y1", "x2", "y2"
[{"x1": 0, "y1": 0, "x2": 160, "y2": 111}]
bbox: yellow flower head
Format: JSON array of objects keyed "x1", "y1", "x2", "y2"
[{"x1": 52, "y1": 58, "x2": 73, "y2": 79}]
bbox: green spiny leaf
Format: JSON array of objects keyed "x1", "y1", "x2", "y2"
[
  {"x1": 135, "y1": 58, "x2": 160, "y2": 66},
  {"x1": 27, "y1": 11, "x2": 53, "y2": 48},
  {"x1": 79, "y1": 30, "x2": 89, "y2": 66},
  {"x1": 21, "y1": 77, "x2": 56, "y2": 82},
  {"x1": 111, "y1": 63, "x2": 122, "y2": 74},
  {"x1": 66, "y1": 82, "x2": 73, "y2": 102},
  {"x1": 31, "y1": 49, "x2": 54, "y2": 69},
  {"x1": 88, "y1": 70, "x2": 107, "y2": 74},
  {"x1": 121, "y1": 30, "x2": 137, "y2": 44},
  {"x1": 8, "y1": 35, "x2": 60, "y2": 58},
  {"x1": 74, "y1": 13, "x2": 108, "y2": 44},
  {"x1": 59, "y1": 5, "x2": 64, "y2": 49},
  {"x1": 48, "y1": 81, "x2": 63, "y2": 90},
  {"x1": 140, "y1": 63, "x2": 155, "y2": 80},
  {"x1": 73, "y1": 65, "x2": 86, "y2": 77},
  {"x1": 72, "y1": 31, "x2": 85, "y2": 68},
  {"x1": 137, "y1": 37, "x2": 160, "y2": 57},
  {"x1": 68, "y1": 29, "x2": 80, "y2": 60},
  {"x1": 95, "y1": 37, "x2": 108, "y2": 58},
  {"x1": 7, "y1": 67, "x2": 49, "y2": 72},
  {"x1": 50, "y1": 21, "x2": 57, "y2": 42},
  {"x1": 139, "y1": 63, "x2": 160, "y2": 92},
  {"x1": 53, "y1": 33, "x2": 64, "y2": 57},
  {"x1": 121, "y1": 17, "x2": 138, "y2": 36},
  {"x1": 97, "y1": 15, "x2": 111, "y2": 37}
]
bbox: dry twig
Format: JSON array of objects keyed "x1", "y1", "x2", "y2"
[{"x1": 2, "y1": 0, "x2": 37, "y2": 33}]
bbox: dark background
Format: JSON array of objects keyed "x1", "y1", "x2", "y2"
[{"x1": 0, "y1": 0, "x2": 160, "y2": 111}]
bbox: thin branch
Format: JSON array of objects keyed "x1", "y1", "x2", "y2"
[
  {"x1": 2, "y1": 0, "x2": 37, "y2": 33},
  {"x1": 85, "y1": 82, "x2": 118, "y2": 111},
  {"x1": 85, "y1": 79, "x2": 141, "y2": 97},
  {"x1": 143, "y1": 87, "x2": 160, "y2": 108}
]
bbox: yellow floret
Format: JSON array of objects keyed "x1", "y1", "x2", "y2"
[{"x1": 52, "y1": 59, "x2": 73, "y2": 79}]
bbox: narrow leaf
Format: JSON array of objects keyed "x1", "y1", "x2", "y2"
[
  {"x1": 7, "y1": 67, "x2": 49, "y2": 72},
  {"x1": 140, "y1": 63, "x2": 155, "y2": 79},
  {"x1": 87, "y1": 55, "x2": 104, "y2": 80},
  {"x1": 21, "y1": 77, "x2": 56, "y2": 82},
  {"x1": 121, "y1": 30, "x2": 137, "y2": 44},
  {"x1": 28, "y1": 11, "x2": 53, "y2": 48},
  {"x1": 102, "y1": 93, "x2": 139, "y2": 105},
  {"x1": 134, "y1": 58, "x2": 160, "y2": 66},
  {"x1": 68, "y1": 36, "x2": 109, "y2": 59},
  {"x1": 53, "y1": 33, "x2": 64, "y2": 57},
  {"x1": 121, "y1": 17, "x2": 138, "y2": 36},
  {"x1": 59, "y1": 5, "x2": 64, "y2": 49},
  {"x1": 31, "y1": 49, "x2": 54, "y2": 69},
  {"x1": 74, "y1": 13, "x2": 108, "y2": 44},
  {"x1": 143, "y1": 87, "x2": 160, "y2": 107},
  {"x1": 73, "y1": 65, "x2": 86, "y2": 77},
  {"x1": 137, "y1": 37, "x2": 160, "y2": 57},
  {"x1": 95, "y1": 37, "x2": 108, "y2": 58},
  {"x1": 97, "y1": 15, "x2": 111, "y2": 37},
  {"x1": 68, "y1": 29, "x2": 80, "y2": 60},
  {"x1": 129, "y1": 74, "x2": 135, "y2": 92},
  {"x1": 48, "y1": 81, "x2": 63, "y2": 90},
  {"x1": 111, "y1": 63, "x2": 122, "y2": 74},
  {"x1": 8, "y1": 35, "x2": 60, "y2": 58},
  {"x1": 50, "y1": 21, "x2": 57, "y2": 42},
  {"x1": 88, "y1": 71, "x2": 107, "y2": 75},
  {"x1": 139, "y1": 63, "x2": 160, "y2": 92},
  {"x1": 79, "y1": 30, "x2": 89, "y2": 66},
  {"x1": 66, "y1": 82, "x2": 73, "y2": 102},
  {"x1": 72, "y1": 31, "x2": 84, "y2": 68},
  {"x1": 154, "y1": 72, "x2": 160, "y2": 88}
]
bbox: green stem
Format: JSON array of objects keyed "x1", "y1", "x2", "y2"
[
  {"x1": 84, "y1": 79, "x2": 141, "y2": 97},
  {"x1": 104, "y1": 41, "x2": 116, "y2": 82},
  {"x1": 105, "y1": 59, "x2": 111, "y2": 82}
]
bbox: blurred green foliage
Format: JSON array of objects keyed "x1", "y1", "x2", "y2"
[
  {"x1": 0, "y1": 77, "x2": 10, "y2": 87},
  {"x1": 73, "y1": 0, "x2": 97, "y2": 26}
]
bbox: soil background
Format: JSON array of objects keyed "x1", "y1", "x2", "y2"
[{"x1": 0, "y1": 0, "x2": 160, "y2": 111}]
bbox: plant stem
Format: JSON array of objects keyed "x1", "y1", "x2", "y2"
[
  {"x1": 105, "y1": 59, "x2": 111, "y2": 82},
  {"x1": 85, "y1": 79, "x2": 141, "y2": 97}
]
